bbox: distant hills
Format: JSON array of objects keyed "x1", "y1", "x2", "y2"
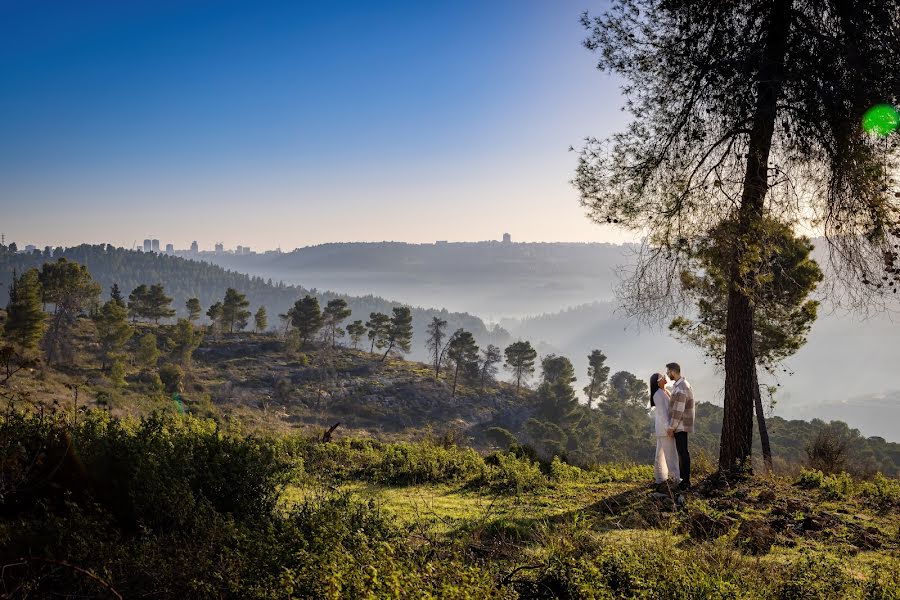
[{"x1": 3, "y1": 241, "x2": 898, "y2": 441}]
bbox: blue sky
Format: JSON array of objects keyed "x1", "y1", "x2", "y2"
[{"x1": 1, "y1": 0, "x2": 627, "y2": 250}]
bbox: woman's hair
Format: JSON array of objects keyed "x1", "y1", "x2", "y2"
[{"x1": 649, "y1": 373, "x2": 661, "y2": 407}]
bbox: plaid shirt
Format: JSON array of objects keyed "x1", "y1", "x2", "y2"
[{"x1": 668, "y1": 377, "x2": 695, "y2": 433}]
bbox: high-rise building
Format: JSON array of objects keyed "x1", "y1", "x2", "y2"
[
  {"x1": 236, "y1": 245, "x2": 244, "y2": 255},
  {"x1": 165, "y1": 243, "x2": 174, "y2": 254},
  {"x1": 190, "y1": 240, "x2": 199, "y2": 254},
  {"x1": 143, "y1": 239, "x2": 152, "y2": 252},
  {"x1": 502, "y1": 233, "x2": 511, "y2": 244},
  {"x1": 24, "y1": 245, "x2": 36, "y2": 254},
  {"x1": 151, "y1": 239, "x2": 160, "y2": 252},
  {"x1": 214, "y1": 242, "x2": 224, "y2": 254}
]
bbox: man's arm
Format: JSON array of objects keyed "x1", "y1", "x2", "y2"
[{"x1": 668, "y1": 386, "x2": 686, "y2": 431}]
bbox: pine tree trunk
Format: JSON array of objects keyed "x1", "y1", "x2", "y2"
[
  {"x1": 753, "y1": 367, "x2": 774, "y2": 472},
  {"x1": 719, "y1": 0, "x2": 793, "y2": 474}
]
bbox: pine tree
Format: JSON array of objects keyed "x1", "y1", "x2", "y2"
[
  {"x1": 584, "y1": 349, "x2": 611, "y2": 408},
  {"x1": 479, "y1": 344, "x2": 502, "y2": 390},
  {"x1": 380, "y1": 306, "x2": 413, "y2": 362},
  {"x1": 537, "y1": 354, "x2": 582, "y2": 429},
  {"x1": 144, "y1": 284, "x2": 175, "y2": 324},
  {"x1": 504, "y1": 340, "x2": 537, "y2": 396},
  {"x1": 365, "y1": 312, "x2": 390, "y2": 353},
  {"x1": 446, "y1": 329, "x2": 479, "y2": 396},
  {"x1": 93, "y1": 298, "x2": 134, "y2": 371},
  {"x1": 109, "y1": 283, "x2": 125, "y2": 307},
  {"x1": 170, "y1": 318, "x2": 203, "y2": 368},
  {"x1": 254, "y1": 305, "x2": 268, "y2": 332},
  {"x1": 109, "y1": 357, "x2": 127, "y2": 388},
  {"x1": 128, "y1": 284, "x2": 149, "y2": 322},
  {"x1": 670, "y1": 219, "x2": 823, "y2": 471},
  {"x1": 3, "y1": 268, "x2": 47, "y2": 353},
  {"x1": 345, "y1": 320, "x2": 366, "y2": 349},
  {"x1": 323, "y1": 298, "x2": 351, "y2": 348},
  {"x1": 425, "y1": 316, "x2": 448, "y2": 379},
  {"x1": 186, "y1": 298, "x2": 202, "y2": 323},
  {"x1": 221, "y1": 288, "x2": 250, "y2": 333},
  {"x1": 291, "y1": 295, "x2": 324, "y2": 347},
  {"x1": 135, "y1": 333, "x2": 160, "y2": 369},
  {"x1": 41, "y1": 259, "x2": 101, "y2": 365}
]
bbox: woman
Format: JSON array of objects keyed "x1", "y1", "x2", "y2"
[{"x1": 650, "y1": 373, "x2": 680, "y2": 487}]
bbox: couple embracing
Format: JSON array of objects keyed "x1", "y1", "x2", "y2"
[{"x1": 650, "y1": 362, "x2": 694, "y2": 492}]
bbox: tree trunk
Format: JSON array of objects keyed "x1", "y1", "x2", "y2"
[
  {"x1": 753, "y1": 367, "x2": 774, "y2": 473},
  {"x1": 719, "y1": 0, "x2": 793, "y2": 474},
  {"x1": 452, "y1": 363, "x2": 459, "y2": 397}
]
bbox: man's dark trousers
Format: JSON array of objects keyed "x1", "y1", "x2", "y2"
[{"x1": 674, "y1": 432, "x2": 691, "y2": 487}]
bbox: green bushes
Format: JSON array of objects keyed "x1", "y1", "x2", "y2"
[
  {"x1": 859, "y1": 473, "x2": 900, "y2": 511},
  {"x1": 290, "y1": 438, "x2": 486, "y2": 485},
  {"x1": 796, "y1": 468, "x2": 898, "y2": 504},
  {"x1": 471, "y1": 451, "x2": 546, "y2": 494},
  {"x1": 369, "y1": 442, "x2": 486, "y2": 485}
]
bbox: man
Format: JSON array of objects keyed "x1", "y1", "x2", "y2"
[{"x1": 665, "y1": 362, "x2": 694, "y2": 490}]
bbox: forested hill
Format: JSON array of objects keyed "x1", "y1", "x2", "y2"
[{"x1": 0, "y1": 245, "x2": 508, "y2": 354}]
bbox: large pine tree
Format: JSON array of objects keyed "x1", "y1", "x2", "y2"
[
  {"x1": 93, "y1": 298, "x2": 134, "y2": 371},
  {"x1": 576, "y1": 0, "x2": 900, "y2": 472},
  {"x1": 3, "y1": 268, "x2": 47, "y2": 353}
]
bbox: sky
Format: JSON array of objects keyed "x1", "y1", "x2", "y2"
[{"x1": 0, "y1": 0, "x2": 630, "y2": 251}]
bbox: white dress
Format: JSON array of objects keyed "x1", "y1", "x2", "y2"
[{"x1": 652, "y1": 388, "x2": 681, "y2": 484}]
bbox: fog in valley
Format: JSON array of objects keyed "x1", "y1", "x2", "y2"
[{"x1": 200, "y1": 240, "x2": 900, "y2": 441}]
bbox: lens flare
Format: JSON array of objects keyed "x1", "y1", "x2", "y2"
[{"x1": 862, "y1": 104, "x2": 899, "y2": 137}]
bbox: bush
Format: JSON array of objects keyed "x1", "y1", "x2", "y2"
[
  {"x1": 805, "y1": 427, "x2": 849, "y2": 474},
  {"x1": 550, "y1": 455, "x2": 585, "y2": 482},
  {"x1": 859, "y1": 473, "x2": 900, "y2": 511},
  {"x1": 370, "y1": 442, "x2": 486, "y2": 485},
  {"x1": 474, "y1": 451, "x2": 546, "y2": 494},
  {"x1": 796, "y1": 469, "x2": 854, "y2": 500},
  {"x1": 158, "y1": 363, "x2": 184, "y2": 394}
]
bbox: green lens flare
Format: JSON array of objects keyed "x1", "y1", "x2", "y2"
[{"x1": 862, "y1": 104, "x2": 899, "y2": 137}]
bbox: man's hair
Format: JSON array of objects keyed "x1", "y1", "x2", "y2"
[{"x1": 666, "y1": 362, "x2": 681, "y2": 374}]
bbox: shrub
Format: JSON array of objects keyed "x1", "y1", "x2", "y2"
[
  {"x1": 485, "y1": 426, "x2": 517, "y2": 449},
  {"x1": 805, "y1": 427, "x2": 849, "y2": 474},
  {"x1": 859, "y1": 473, "x2": 900, "y2": 511},
  {"x1": 550, "y1": 455, "x2": 585, "y2": 482},
  {"x1": 796, "y1": 468, "x2": 825, "y2": 489},
  {"x1": 370, "y1": 442, "x2": 486, "y2": 485},
  {"x1": 796, "y1": 469, "x2": 854, "y2": 500},
  {"x1": 158, "y1": 363, "x2": 184, "y2": 394},
  {"x1": 474, "y1": 451, "x2": 546, "y2": 494}
]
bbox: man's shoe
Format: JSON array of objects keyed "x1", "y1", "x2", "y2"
[{"x1": 678, "y1": 482, "x2": 692, "y2": 492}]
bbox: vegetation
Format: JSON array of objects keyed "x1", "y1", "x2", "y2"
[
  {"x1": 0, "y1": 406, "x2": 895, "y2": 598},
  {"x1": 0, "y1": 255, "x2": 897, "y2": 597}
]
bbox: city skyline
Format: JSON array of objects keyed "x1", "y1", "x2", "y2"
[{"x1": 1, "y1": 0, "x2": 631, "y2": 249}]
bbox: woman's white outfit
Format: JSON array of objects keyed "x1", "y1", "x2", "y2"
[{"x1": 653, "y1": 388, "x2": 681, "y2": 484}]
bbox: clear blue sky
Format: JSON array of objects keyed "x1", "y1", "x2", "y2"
[{"x1": 1, "y1": 0, "x2": 627, "y2": 250}]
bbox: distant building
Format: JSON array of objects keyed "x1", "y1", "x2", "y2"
[
  {"x1": 435, "y1": 240, "x2": 448, "y2": 245},
  {"x1": 151, "y1": 239, "x2": 160, "y2": 252},
  {"x1": 190, "y1": 240, "x2": 199, "y2": 254},
  {"x1": 236, "y1": 245, "x2": 244, "y2": 255},
  {"x1": 502, "y1": 233, "x2": 511, "y2": 244},
  {"x1": 165, "y1": 243, "x2": 174, "y2": 254},
  {"x1": 143, "y1": 239, "x2": 152, "y2": 252},
  {"x1": 24, "y1": 245, "x2": 36, "y2": 254},
  {"x1": 214, "y1": 242, "x2": 224, "y2": 254},
  {"x1": 243, "y1": 246, "x2": 251, "y2": 254}
]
